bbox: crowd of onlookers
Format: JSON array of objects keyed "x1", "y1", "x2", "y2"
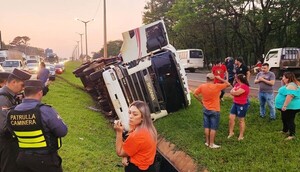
[{"x1": 194, "y1": 57, "x2": 300, "y2": 149}]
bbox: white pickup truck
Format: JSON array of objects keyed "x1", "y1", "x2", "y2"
[{"x1": 264, "y1": 47, "x2": 300, "y2": 79}]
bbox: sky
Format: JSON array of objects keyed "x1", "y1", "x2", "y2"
[{"x1": 0, "y1": 0, "x2": 147, "y2": 58}]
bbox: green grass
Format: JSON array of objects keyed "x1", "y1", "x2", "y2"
[
  {"x1": 59, "y1": 60, "x2": 84, "y2": 86},
  {"x1": 155, "y1": 96, "x2": 300, "y2": 171},
  {"x1": 45, "y1": 61, "x2": 300, "y2": 171},
  {"x1": 43, "y1": 61, "x2": 123, "y2": 172}
]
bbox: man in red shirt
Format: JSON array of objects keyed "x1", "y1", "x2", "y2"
[{"x1": 212, "y1": 60, "x2": 229, "y2": 101}]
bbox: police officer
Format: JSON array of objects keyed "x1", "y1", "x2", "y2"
[
  {"x1": 0, "y1": 68, "x2": 31, "y2": 172},
  {"x1": 0, "y1": 72, "x2": 10, "y2": 88},
  {"x1": 6, "y1": 80, "x2": 68, "y2": 172}
]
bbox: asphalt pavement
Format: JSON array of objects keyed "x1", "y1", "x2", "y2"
[{"x1": 186, "y1": 70, "x2": 282, "y2": 97}]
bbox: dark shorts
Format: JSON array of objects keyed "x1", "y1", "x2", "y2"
[
  {"x1": 125, "y1": 161, "x2": 155, "y2": 172},
  {"x1": 203, "y1": 108, "x2": 220, "y2": 130},
  {"x1": 230, "y1": 103, "x2": 249, "y2": 118}
]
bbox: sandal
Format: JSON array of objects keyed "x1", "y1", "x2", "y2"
[
  {"x1": 285, "y1": 136, "x2": 295, "y2": 140},
  {"x1": 227, "y1": 133, "x2": 234, "y2": 139}
]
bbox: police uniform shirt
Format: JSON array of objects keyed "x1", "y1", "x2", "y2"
[
  {"x1": 0, "y1": 86, "x2": 17, "y2": 134},
  {"x1": 13, "y1": 99, "x2": 68, "y2": 137}
]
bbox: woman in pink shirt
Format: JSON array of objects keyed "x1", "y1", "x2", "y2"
[{"x1": 228, "y1": 74, "x2": 250, "y2": 141}]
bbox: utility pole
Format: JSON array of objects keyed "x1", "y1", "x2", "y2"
[
  {"x1": 76, "y1": 18, "x2": 94, "y2": 60},
  {"x1": 0, "y1": 31, "x2": 2, "y2": 49},
  {"x1": 76, "y1": 32, "x2": 83, "y2": 59},
  {"x1": 76, "y1": 41, "x2": 80, "y2": 60},
  {"x1": 103, "y1": 0, "x2": 108, "y2": 58}
]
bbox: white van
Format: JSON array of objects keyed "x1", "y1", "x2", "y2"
[
  {"x1": 176, "y1": 49, "x2": 204, "y2": 72},
  {"x1": 264, "y1": 47, "x2": 300, "y2": 79},
  {"x1": 2, "y1": 60, "x2": 27, "y2": 73}
]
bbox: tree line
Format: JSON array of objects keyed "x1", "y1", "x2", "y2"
[
  {"x1": 1, "y1": 36, "x2": 45, "y2": 57},
  {"x1": 142, "y1": 0, "x2": 300, "y2": 66}
]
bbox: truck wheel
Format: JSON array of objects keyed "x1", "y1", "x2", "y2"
[{"x1": 270, "y1": 68, "x2": 280, "y2": 79}]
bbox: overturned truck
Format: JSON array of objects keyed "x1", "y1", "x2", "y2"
[{"x1": 73, "y1": 20, "x2": 190, "y2": 130}]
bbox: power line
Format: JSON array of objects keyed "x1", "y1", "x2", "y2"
[{"x1": 92, "y1": 0, "x2": 102, "y2": 19}]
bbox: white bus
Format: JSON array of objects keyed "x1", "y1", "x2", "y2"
[{"x1": 177, "y1": 49, "x2": 204, "y2": 72}]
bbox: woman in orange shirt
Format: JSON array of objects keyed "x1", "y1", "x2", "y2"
[{"x1": 114, "y1": 101, "x2": 157, "y2": 172}]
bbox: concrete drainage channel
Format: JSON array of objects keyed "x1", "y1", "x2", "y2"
[{"x1": 156, "y1": 136, "x2": 199, "y2": 172}]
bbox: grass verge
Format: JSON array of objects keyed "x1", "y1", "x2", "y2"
[
  {"x1": 155, "y1": 96, "x2": 300, "y2": 171},
  {"x1": 45, "y1": 61, "x2": 300, "y2": 171},
  {"x1": 43, "y1": 61, "x2": 123, "y2": 172}
]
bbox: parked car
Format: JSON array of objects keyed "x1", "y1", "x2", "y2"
[
  {"x1": 45, "y1": 63, "x2": 56, "y2": 81},
  {"x1": 2, "y1": 60, "x2": 27, "y2": 73},
  {"x1": 26, "y1": 59, "x2": 39, "y2": 74},
  {"x1": 55, "y1": 63, "x2": 65, "y2": 74}
]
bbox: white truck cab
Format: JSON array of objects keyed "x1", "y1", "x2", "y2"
[
  {"x1": 73, "y1": 20, "x2": 191, "y2": 131},
  {"x1": 264, "y1": 47, "x2": 300, "y2": 79}
]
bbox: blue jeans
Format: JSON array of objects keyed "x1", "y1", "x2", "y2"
[
  {"x1": 203, "y1": 108, "x2": 220, "y2": 130},
  {"x1": 259, "y1": 92, "x2": 276, "y2": 119}
]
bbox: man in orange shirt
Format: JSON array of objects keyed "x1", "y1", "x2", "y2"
[{"x1": 194, "y1": 73, "x2": 230, "y2": 148}]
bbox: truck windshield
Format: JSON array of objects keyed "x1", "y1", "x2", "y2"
[
  {"x1": 2, "y1": 61, "x2": 19, "y2": 67},
  {"x1": 265, "y1": 51, "x2": 277, "y2": 61}
]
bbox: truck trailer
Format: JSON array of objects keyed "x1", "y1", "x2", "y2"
[
  {"x1": 0, "y1": 49, "x2": 25, "y2": 65},
  {"x1": 73, "y1": 20, "x2": 190, "y2": 130}
]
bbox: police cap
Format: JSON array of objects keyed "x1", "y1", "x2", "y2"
[
  {"x1": 24, "y1": 80, "x2": 43, "y2": 89},
  {"x1": 11, "y1": 68, "x2": 31, "y2": 81},
  {"x1": 0, "y1": 72, "x2": 10, "y2": 80}
]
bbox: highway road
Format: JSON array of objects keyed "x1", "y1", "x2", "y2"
[{"x1": 186, "y1": 71, "x2": 282, "y2": 97}]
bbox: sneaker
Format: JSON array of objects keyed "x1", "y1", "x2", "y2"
[
  {"x1": 209, "y1": 144, "x2": 221, "y2": 149},
  {"x1": 221, "y1": 98, "x2": 224, "y2": 102},
  {"x1": 285, "y1": 136, "x2": 295, "y2": 140},
  {"x1": 227, "y1": 133, "x2": 234, "y2": 139},
  {"x1": 260, "y1": 115, "x2": 265, "y2": 118},
  {"x1": 205, "y1": 142, "x2": 209, "y2": 147},
  {"x1": 238, "y1": 137, "x2": 244, "y2": 141}
]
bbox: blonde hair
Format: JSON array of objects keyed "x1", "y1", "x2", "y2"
[{"x1": 130, "y1": 101, "x2": 157, "y2": 141}]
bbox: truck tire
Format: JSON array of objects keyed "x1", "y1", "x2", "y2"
[{"x1": 270, "y1": 68, "x2": 280, "y2": 79}]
